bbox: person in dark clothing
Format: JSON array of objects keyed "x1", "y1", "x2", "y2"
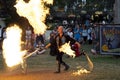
[
  {"x1": 36, "y1": 34, "x2": 44, "y2": 47},
  {"x1": 45, "y1": 26, "x2": 80, "y2": 73},
  {"x1": 49, "y1": 32, "x2": 57, "y2": 56}
]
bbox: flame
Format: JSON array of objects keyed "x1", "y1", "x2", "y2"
[
  {"x1": 2, "y1": 24, "x2": 26, "y2": 67},
  {"x1": 14, "y1": 0, "x2": 53, "y2": 34},
  {"x1": 73, "y1": 52, "x2": 94, "y2": 76},
  {"x1": 59, "y1": 42, "x2": 75, "y2": 58},
  {"x1": 73, "y1": 68, "x2": 90, "y2": 75}
]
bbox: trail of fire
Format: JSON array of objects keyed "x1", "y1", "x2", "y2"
[
  {"x1": 73, "y1": 52, "x2": 94, "y2": 76},
  {"x1": 14, "y1": 0, "x2": 53, "y2": 34},
  {"x1": 2, "y1": 25, "x2": 27, "y2": 68}
]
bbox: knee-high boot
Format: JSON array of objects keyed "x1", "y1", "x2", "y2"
[
  {"x1": 55, "y1": 62, "x2": 61, "y2": 73},
  {"x1": 62, "y1": 62, "x2": 70, "y2": 71}
]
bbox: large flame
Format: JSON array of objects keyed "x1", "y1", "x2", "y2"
[
  {"x1": 59, "y1": 42, "x2": 75, "y2": 58},
  {"x1": 2, "y1": 25, "x2": 26, "y2": 67},
  {"x1": 14, "y1": 0, "x2": 53, "y2": 34}
]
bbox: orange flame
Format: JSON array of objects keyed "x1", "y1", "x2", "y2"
[
  {"x1": 59, "y1": 42, "x2": 75, "y2": 58},
  {"x1": 2, "y1": 25, "x2": 26, "y2": 67},
  {"x1": 14, "y1": 0, "x2": 53, "y2": 34},
  {"x1": 73, "y1": 68, "x2": 90, "y2": 75},
  {"x1": 2, "y1": 0, "x2": 53, "y2": 69},
  {"x1": 73, "y1": 52, "x2": 93, "y2": 76}
]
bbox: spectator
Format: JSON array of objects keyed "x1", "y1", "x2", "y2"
[
  {"x1": 67, "y1": 28, "x2": 73, "y2": 38},
  {"x1": 36, "y1": 34, "x2": 45, "y2": 47},
  {"x1": 81, "y1": 24, "x2": 88, "y2": 44},
  {"x1": 87, "y1": 27, "x2": 93, "y2": 44},
  {"x1": 25, "y1": 26, "x2": 32, "y2": 50},
  {"x1": 0, "y1": 25, "x2": 2, "y2": 39},
  {"x1": 73, "y1": 24, "x2": 81, "y2": 42}
]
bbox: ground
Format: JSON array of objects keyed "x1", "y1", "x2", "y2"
[
  {"x1": 0, "y1": 45, "x2": 120, "y2": 80},
  {"x1": 0, "y1": 69, "x2": 84, "y2": 80}
]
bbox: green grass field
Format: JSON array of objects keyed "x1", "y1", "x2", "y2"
[{"x1": 0, "y1": 44, "x2": 120, "y2": 80}]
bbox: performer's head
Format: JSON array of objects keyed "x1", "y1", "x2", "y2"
[{"x1": 57, "y1": 26, "x2": 63, "y2": 34}]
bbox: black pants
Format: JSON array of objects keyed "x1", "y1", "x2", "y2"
[{"x1": 56, "y1": 52, "x2": 68, "y2": 72}]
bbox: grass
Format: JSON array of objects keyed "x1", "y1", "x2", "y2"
[{"x1": 0, "y1": 44, "x2": 120, "y2": 80}]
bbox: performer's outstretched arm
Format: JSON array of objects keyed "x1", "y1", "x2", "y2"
[{"x1": 45, "y1": 43, "x2": 51, "y2": 49}]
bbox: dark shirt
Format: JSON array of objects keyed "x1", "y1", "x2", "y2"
[
  {"x1": 49, "y1": 33, "x2": 76, "y2": 56},
  {"x1": 56, "y1": 33, "x2": 76, "y2": 48},
  {"x1": 49, "y1": 35, "x2": 57, "y2": 56},
  {"x1": 36, "y1": 34, "x2": 44, "y2": 44}
]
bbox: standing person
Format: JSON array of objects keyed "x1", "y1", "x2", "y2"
[
  {"x1": 25, "y1": 26, "x2": 32, "y2": 51},
  {"x1": 73, "y1": 24, "x2": 81, "y2": 42},
  {"x1": 36, "y1": 34, "x2": 45, "y2": 47},
  {"x1": 2, "y1": 27, "x2": 6, "y2": 39},
  {"x1": 67, "y1": 28, "x2": 73, "y2": 38},
  {"x1": 87, "y1": 27, "x2": 93, "y2": 44},
  {"x1": 31, "y1": 31, "x2": 37, "y2": 50},
  {"x1": 46, "y1": 26, "x2": 80, "y2": 73},
  {"x1": 0, "y1": 25, "x2": 2, "y2": 39},
  {"x1": 52, "y1": 27, "x2": 58, "y2": 35},
  {"x1": 0, "y1": 27, "x2": 6, "y2": 50},
  {"x1": 82, "y1": 24, "x2": 88, "y2": 44}
]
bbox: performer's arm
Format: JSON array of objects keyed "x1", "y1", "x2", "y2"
[
  {"x1": 45, "y1": 43, "x2": 51, "y2": 49},
  {"x1": 75, "y1": 41, "x2": 81, "y2": 48}
]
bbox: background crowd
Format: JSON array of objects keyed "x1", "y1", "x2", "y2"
[{"x1": 24, "y1": 17, "x2": 103, "y2": 54}]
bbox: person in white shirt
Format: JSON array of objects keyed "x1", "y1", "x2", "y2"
[{"x1": 67, "y1": 28, "x2": 73, "y2": 38}]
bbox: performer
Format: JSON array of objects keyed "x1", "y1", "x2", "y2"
[{"x1": 45, "y1": 26, "x2": 80, "y2": 73}]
